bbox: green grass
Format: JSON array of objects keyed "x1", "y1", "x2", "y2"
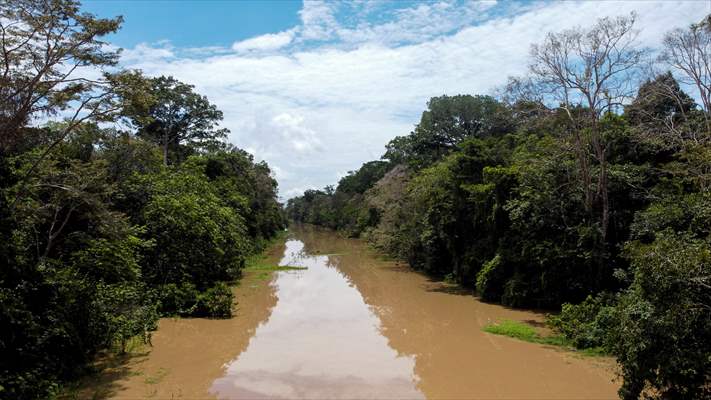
[
  {"x1": 483, "y1": 319, "x2": 607, "y2": 357},
  {"x1": 245, "y1": 254, "x2": 307, "y2": 272},
  {"x1": 484, "y1": 319, "x2": 540, "y2": 342}
]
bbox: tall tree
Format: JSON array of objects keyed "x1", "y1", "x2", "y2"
[
  {"x1": 661, "y1": 15, "x2": 711, "y2": 134},
  {"x1": 0, "y1": 0, "x2": 123, "y2": 151},
  {"x1": 132, "y1": 76, "x2": 228, "y2": 165},
  {"x1": 528, "y1": 13, "x2": 645, "y2": 241},
  {"x1": 384, "y1": 95, "x2": 513, "y2": 169}
]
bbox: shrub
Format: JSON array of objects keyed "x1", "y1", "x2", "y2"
[
  {"x1": 157, "y1": 282, "x2": 233, "y2": 318},
  {"x1": 157, "y1": 282, "x2": 200, "y2": 316},
  {"x1": 197, "y1": 283, "x2": 234, "y2": 318},
  {"x1": 94, "y1": 283, "x2": 159, "y2": 353},
  {"x1": 501, "y1": 273, "x2": 531, "y2": 308},
  {"x1": 548, "y1": 293, "x2": 616, "y2": 350}
]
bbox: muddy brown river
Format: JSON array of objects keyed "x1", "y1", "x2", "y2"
[{"x1": 81, "y1": 225, "x2": 620, "y2": 399}]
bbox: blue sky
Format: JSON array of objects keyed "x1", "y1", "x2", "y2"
[
  {"x1": 82, "y1": 1, "x2": 709, "y2": 199},
  {"x1": 84, "y1": 1, "x2": 303, "y2": 48}
]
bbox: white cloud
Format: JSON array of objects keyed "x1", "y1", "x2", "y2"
[
  {"x1": 118, "y1": 0, "x2": 709, "y2": 199},
  {"x1": 272, "y1": 113, "x2": 323, "y2": 154},
  {"x1": 232, "y1": 29, "x2": 296, "y2": 52},
  {"x1": 120, "y1": 42, "x2": 175, "y2": 63},
  {"x1": 334, "y1": 0, "x2": 499, "y2": 46},
  {"x1": 299, "y1": 0, "x2": 340, "y2": 41}
]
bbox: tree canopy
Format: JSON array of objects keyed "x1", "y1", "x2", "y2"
[
  {"x1": 287, "y1": 14, "x2": 711, "y2": 400},
  {"x1": 0, "y1": 1, "x2": 284, "y2": 397}
]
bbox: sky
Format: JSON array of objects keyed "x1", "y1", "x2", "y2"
[{"x1": 83, "y1": 0, "x2": 709, "y2": 199}]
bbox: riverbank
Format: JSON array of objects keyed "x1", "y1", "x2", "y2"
[
  {"x1": 62, "y1": 241, "x2": 285, "y2": 399},
  {"x1": 71, "y1": 225, "x2": 619, "y2": 399}
]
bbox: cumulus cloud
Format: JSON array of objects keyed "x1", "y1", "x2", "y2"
[
  {"x1": 232, "y1": 29, "x2": 296, "y2": 52},
  {"x1": 120, "y1": 42, "x2": 175, "y2": 63},
  {"x1": 272, "y1": 113, "x2": 324, "y2": 154},
  {"x1": 118, "y1": 0, "x2": 709, "y2": 199}
]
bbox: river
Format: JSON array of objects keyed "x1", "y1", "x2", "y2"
[{"x1": 80, "y1": 225, "x2": 619, "y2": 399}]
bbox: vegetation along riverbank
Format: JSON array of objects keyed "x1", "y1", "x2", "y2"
[
  {"x1": 286, "y1": 13, "x2": 711, "y2": 400},
  {"x1": 0, "y1": 1, "x2": 285, "y2": 397},
  {"x1": 1, "y1": 0, "x2": 709, "y2": 399}
]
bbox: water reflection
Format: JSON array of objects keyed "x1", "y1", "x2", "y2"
[{"x1": 210, "y1": 240, "x2": 424, "y2": 399}]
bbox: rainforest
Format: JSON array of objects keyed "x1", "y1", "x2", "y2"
[{"x1": 1, "y1": 1, "x2": 709, "y2": 399}]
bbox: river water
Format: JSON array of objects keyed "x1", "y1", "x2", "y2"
[{"x1": 87, "y1": 225, "x2": 619, "y2": 399}]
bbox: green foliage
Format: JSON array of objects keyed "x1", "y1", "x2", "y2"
[
  {"x1": 337, "y1": 161, "x2": 390, "y2": 194},
  {"x1": 548, "y1": 294, "x2": 616, "y2": 350},
  {"x1": 484, "y1": 320, "x2": 606, "y2": 356},
  {"x1": 196, "y1": 283, "x2": 234, "y2": 318},
  {"x1": 612, "y1": 232, "x2": 711, "y2": 400},
  {"x1": 0, "y1": 0, "x2": 124, "y2": 151},
  {"x1": 94, "y1": 283, "x2": 159, "y2": 353},
  {"x1": 129, "y1": 75, "x2": 229, "y2": 165},
  {"x1": 141, "y1": 171, "x2": 248, "y2": 288},
  {"x1": 183, "y1": 150, "x2": 285, "y2": 247},
  {"x1": 476, "y1": 254, "x2": 504, "y2": 301},
  {"x1": 288, "y1": 64, "x2": 711, "y2": 398},
  {"x1": 0, "y1": 5, "x2": 284, "y2": 394},
  {"x1": 157, "y1": 283, "x2": 200, "y2": 316},
  {"x1": 384, "y1": 95, "x2": 514, "y2": 169}
]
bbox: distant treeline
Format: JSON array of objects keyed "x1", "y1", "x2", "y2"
[
  {"x1": 0, "y1": 1, "x2": 284, "y2": 398},
  {"x1": 286, "y1": 14, "x2": 711, "y2": 400}
]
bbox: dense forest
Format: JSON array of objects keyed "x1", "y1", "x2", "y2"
[
  {"x1": 287, "y1": 14, "x2": 711, "y2": 400},
  {"x1": 0, "y1": 1, "x2": 284, "y2": 397}
]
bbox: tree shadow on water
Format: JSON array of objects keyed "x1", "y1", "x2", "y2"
[
  {"x1": 59, "y1": 348, "x2": 151, "y2": 400},
  {"x1": 423, "y1": 278, "x2": 475, "y2": 296}
]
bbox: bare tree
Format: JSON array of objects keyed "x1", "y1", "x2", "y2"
[
  {"x1": 528, "y1": 13, "x2": 645, "y2": 240},
  {"x1": 661, "y1": 16, "x2": 711, "y2": 134}
]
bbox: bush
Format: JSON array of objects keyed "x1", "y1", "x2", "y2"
[
  {"x1": 94, "y1": 283, "x2": 159, "y2": 354},
  {"x1": 157, "y1": 282, "x2": 200, "y2": 316},
  {"x1": 197, "y1": 283, "x2": 233, "y2": 318},
  {"x1": 157, "y1": 282, "x2": 233, "y2": 318},
  {"x1": 548, "y1": 293, "x2": 616, "y2": 350}
]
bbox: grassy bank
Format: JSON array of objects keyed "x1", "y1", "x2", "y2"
[{"x1": 483, "y1": 320, "x2": 607, "y2": 357}]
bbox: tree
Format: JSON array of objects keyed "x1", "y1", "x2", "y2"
[
  {"x1": 363, "y1": 164, "x2": 413, "y2": 256},
  {"x1": 614, "y1": 232, "x2": 711, "y2": 400},
  {"x1": 625, "y1": 72, "x2": 700, "y2": 147},
  {"x1": 337, "y1": 161, "x2": 390, "y2": 194},
  {"x1": 139, "y1": 170, "x2": 248, "y2": 288},
  {"x1": 661, "y1": 16, "x2": 711, "y2": 134},
  {"x1": 0, "y1": 0, "x2": 123, "y2": 151},
  {"x1": 132, "y1": 76, "x2": 229, "y2": 165},
  {"x1": 384, "y1": 95, "x2": 513, "y2": 169},
  {"x1": 529, "y1": 13, "x2": 645, "y2": 240},
  {"x1": 0, "y1": 1, "x2": 153, "y2": 210}
]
